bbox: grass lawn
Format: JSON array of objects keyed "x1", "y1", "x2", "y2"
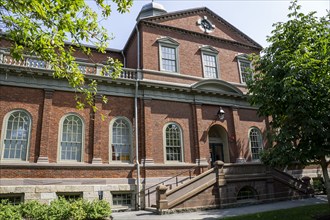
[{"x1": 221, "y1": 204, "x2": 330, "y2": 220}]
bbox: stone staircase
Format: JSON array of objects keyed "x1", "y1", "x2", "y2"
[{"x1": 155, "y1": 161, "x2": 313, "y2": 212}]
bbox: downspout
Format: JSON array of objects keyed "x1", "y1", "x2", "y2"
[
  {"x1": 121, "y1": 50, "x2": 126, "y2": 67},
  {"x1": 135, "y1": 24, "x2": 141, "y2": 210}
]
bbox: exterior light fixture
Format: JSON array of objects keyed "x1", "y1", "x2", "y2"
[
  {"x1": 98, "y1": 191, "x2": 103, "y2": 200},
  {"x1": 217, "y1": 107, "x2": 225, "y2": 120}
]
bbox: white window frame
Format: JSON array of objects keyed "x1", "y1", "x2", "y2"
[
  {"x1": 248, "y1": 127, "x2": 263, "y2": 161},
  {"x1": 237, "y1": 54, "x2": 252, "y2": 84},
  {"x1": 112, "y1": 192, "x2": 133, "y2": 208},
  {"x1": 163, "y1": 122, "x2": 184, "y2": 163},
  {"x1": 0, "y1": 110, "x2": 32, "y2": 162},
  {"x1": 157, "y1": 37, "x2": 180, "y2": 73},
  {"x1": 109, "y1": 117, "x2": 133, "y2": 163},
  {"x1": 200, "y1": 45, "x2": 219, "y2": 79},
  {"x1": 58, "y1": 114, "x2": 84, "y2": 163}
]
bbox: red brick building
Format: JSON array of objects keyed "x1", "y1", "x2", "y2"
[{"x1": 0, "y1": 2, "x2": 313, "y2": 210}]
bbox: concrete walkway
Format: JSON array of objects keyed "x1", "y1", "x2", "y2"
[{"x1": 112, "y1": 196, "x2": 327, "y2": 220}]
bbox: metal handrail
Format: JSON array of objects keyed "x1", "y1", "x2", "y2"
[{"x1": 144, "y1": 166, "x2": 197, "y2": 207}]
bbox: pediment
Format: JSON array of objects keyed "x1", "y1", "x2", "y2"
[
  {"x1": 157, "y1": 36, "x2": 179, "y2": 46},
  {"x1": 142, "y1": 7, "x2": 262, "y2": 49},
  {"x1": 200, "y1": 45, "x2": 218, "y2": 53},
  {"x1": 191, "y1": 79, "x2": 243, "y2": 97}
]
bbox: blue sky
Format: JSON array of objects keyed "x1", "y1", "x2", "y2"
[{"x1": 92, "y1": 0, "x2": 329, "y2": 49}]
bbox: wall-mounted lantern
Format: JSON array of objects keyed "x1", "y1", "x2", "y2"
[
  {"x1": 98, "y1": 191, "x2": 103, "y2": 200},
  {"x1": 217, "y1": 107, "x2": 225, "y2": 120}
]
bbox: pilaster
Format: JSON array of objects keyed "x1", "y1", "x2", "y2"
[
  {"x1": 232, "y1": 106, "x2": 245, "y2": 163},
  {"x1": 143, "y1": 99, "x2": 154, "y2": 164},
  {"x1": 194, "y1": 103, "x2": 208, "y2": 167},
  {"x1": 92, "y1": 95, "x2": 103, "y2": 164},
  {"x1": 37, "y1": 89, "x2": 53, "y2": 163}
]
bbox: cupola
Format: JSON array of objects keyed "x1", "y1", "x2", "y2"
[{"x1": 136, "y1": 1, "x2": 167, "y2": 21}]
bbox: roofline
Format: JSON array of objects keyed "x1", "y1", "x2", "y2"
[
  {"x1": 63, "y1": 41, "x2": 123, "y2": 53},
  {"x1": 123, "y1": 24, "x2": 138, "y2": 52},
  {"x1": 141, "y1": 6, "x2": 263, "y2": 49},
  {"x1": 140, "y1": 20, "x2": 262, "y2": 51},
  {"x1": 140, "y1": 6, "x2": 208, "y2": 22},
  {"x1": 204, "y1": 7, "x2": 263, "y2": 49}
]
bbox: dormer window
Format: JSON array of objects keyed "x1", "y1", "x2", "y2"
[
  {"x1": 237, "y1": 54, "x2": 252, "y2": 84},
  {"x1": 157, "y1": 37, "x2": 180, "y2": 73},
  {"x1": 200, "y1": 45, "x2": 219, "y2": 79}
]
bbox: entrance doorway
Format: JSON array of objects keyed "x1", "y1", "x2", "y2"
[
  {"x1": 209, "y1": 143, "x2": 224, "y2": 164},
  {"x1": 208, "y1": 125, "x2": 229, "y2": 165}
]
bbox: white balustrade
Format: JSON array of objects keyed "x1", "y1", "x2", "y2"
[{"x1": 0, "y1": 50, "x2": 139, "y2": 79}]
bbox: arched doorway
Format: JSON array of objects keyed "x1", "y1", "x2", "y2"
[{"x1": 208, "y1": 125, "x2": 229, "y2": 165}]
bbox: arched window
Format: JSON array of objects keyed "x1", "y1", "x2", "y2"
[
  {"x1": 111, "y1": 118, "x2": 132, "y2": 162},
  {"x1": 237, "y1": 186, "x2": 258, "y2": 201},
  {"x1": 164, "y1": 123, "x2": 183, "y2": 162},
  {"x1": 1, "y1": 110, "x2": 31, "y2": 161},
  {"x1": 249, "y1": 128, "x2": 263, "y2": 161},
  {"x1": 59, "y1": 114, "x2": 83, "y2": 162}
]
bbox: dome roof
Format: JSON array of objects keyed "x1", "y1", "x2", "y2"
[
  {"x1": 141, "y1": 2, "x2": 166, "y2": 12},
  {"x1": 136, "y1": 2, "x2": 167, "y2": 21}
]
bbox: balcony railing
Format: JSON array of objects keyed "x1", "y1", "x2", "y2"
[{"x1": 0, "y1": 50, "x2": 138, "y2": 79}]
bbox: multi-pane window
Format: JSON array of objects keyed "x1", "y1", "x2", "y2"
[
  {"x1": 2, "y1": 110, "x2": 31, "y2": 161},
  {"x1": 165, "y1": 123, "x2": 183, "y2": 162},
  {"x1": 57, "y1": 192, "x2": 82, "y2": 201},
  {"x1": 239, "y1": 60, "x2": 251, "y2": 83},
  {"x1": 249, "y1": 128, "x2": 263, "y2": 161},
  {"x1": 112, "y1": 193, "x2": 132, "y2": 206},
  {"x1": 161, "y1": 46, "x2": 177, "y2": 72},
  {"x1": 202, "y1": 53, "x2": 218, "y2": 78},
  {"x1": 111, "y1": 118, "x2": 131, "y2": 162},
  {"x1": 60, "y1": 115, "x2": 83, "y2": 162},
  {"x1": 0, "y1": 194, "x2": 24, "y2": 205}
]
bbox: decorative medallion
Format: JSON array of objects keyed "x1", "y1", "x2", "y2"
[{"x1": 197, "y1": 16, "x2": 215, "y2": 33}]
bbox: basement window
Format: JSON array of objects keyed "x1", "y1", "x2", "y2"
[
  {"x1": 56, "y1": 192, "x2": 83, "y2": 201},
  {"x1": 112, "y1": 193, "x2": 132, "y2": 206},
  {"x1": 0, "y1": 193, "x2": 24, "y2": 205},
  {"x1": 237, "y1": 186, "x2": 257, "y2": 201}
]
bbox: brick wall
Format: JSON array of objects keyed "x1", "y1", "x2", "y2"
[
  {"x1": 141, "y1": 24, "x2": 258, "y2": 85},
  {"x1": 0, "y1": 86, "x2": 44, "y2": 163},
  {"x1": 157, "y1": 12, "x2": 253, "y2": 46}
]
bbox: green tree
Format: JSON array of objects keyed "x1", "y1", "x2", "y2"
[
  {"x1": 0, "y1": 0, "x2": 133, "y2": 111},
  {"x1": 247, "y1": 1, "x2": 330, "y2": 205}
]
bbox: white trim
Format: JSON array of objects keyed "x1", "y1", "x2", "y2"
[
  {"x1": 237, "y1": 59, "x2": 252, "y2": 84},
  {"x1": 163, "y1": 122, "x2": 184, "y2": 163},
  {"x1": 158, "y1": 37, "x2": 180, "y2": 73},
  {"x1": 57, "y1": 113, "x2": 85, "y2": 163},
  {"x1": 200, "y1": 45, "x2": 220, "y2": 79},
  {"x1": 201, "y1": 52, "x2": 219, "y2": 79},
  {"x1": 248, "y1": 127, "x2": 263, "y2": 162},
  {"x1": 197, "y1": 16, "x2": 215, "y2": 34},
  {"x1": 0, "y1": 109, "x2": 32, "y2": 162},
  {"x1": 109, "y1": 116, "x2": 133, "y2": 164}
]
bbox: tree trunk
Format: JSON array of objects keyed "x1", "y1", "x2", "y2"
[{"x1": 320, "y1": 156, "x2": 330, "y2": 207}]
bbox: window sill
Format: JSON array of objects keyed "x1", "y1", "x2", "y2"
[{"x1": 144, "y1": 162, "x2": 196, "y2": 168}]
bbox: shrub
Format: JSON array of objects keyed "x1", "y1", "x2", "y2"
[
  {"x1": 0, "y1": 200, "x2": 21, "y2": 220},
  {"x1": 20, "y1": 200, "x2": 48, "y2": 220},
  {"x1": 47, "y1": 197, "x2": 71, "y2": 220},
  {"x1": 312, "y1": 178, "x2": 326, "y2": 195},
  {"x1": 86, "y1": 200, "x2": 112, "y2": 220},
  {"x1": 69, "y1": 198, "x2": 88, "y2": 220},
  {"x1": 0, "y1": 198, "x2": 112, "y2": 220}
]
